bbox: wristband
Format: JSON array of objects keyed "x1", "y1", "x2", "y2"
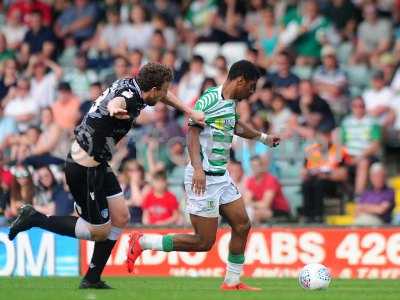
[{"x1": 258, "y1": 133, "x2": 269, "y2": 144}]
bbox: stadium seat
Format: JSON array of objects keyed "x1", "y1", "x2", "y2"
[
  {"x1": 326, "y1": 215, "x2": 354, "y2": 225},
  {"x1": 192, "y1": 42, "x2": 220, "y2": 65},
  {"x1": 220, "y1": 42, "x2": 247, "y2": 66}
]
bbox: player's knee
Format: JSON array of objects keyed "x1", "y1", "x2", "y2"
[
  {"x1": 112, "y1": 209, "x2": 130, "y2": 228},
  {"x1": 197, "y1": 236, "x2": 216, "y2": 251},
  {"x1": 90, "y1": 224, "x2": 111, "y2": 241},
  {"x1": 233, "y1": 218, "x2": 251, "y2": 236}
]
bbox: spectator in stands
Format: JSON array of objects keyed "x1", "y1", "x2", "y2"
[
  {"x1": 177, "y1": 55, "x2": 205, "y2": 105},
  {"x1": 212, "y1": 55, "x2": 228, "y2": 85},
  {"x1": 354, "y1": 163, "x2": 395, "y2": 225},
  {"x1": 23, "y1": 107, "x2": 69, "y2": 167},
  {"x1": 362, "y1": 70, "x2": 396, "y2": 130},
  {"x1": 34, "y1": 165, "x2": 74, "y2": 216},
  {"x1": 55, "y1": 0, "x2": 99, "y2": 43},
  {"x1": 3, "y1": 77, "x2": 38, "y2": 132},
  {"x1": 79, "y1": 81, "x2": 101, "y2": 122},
  {"x1": 162, "y1": 50, "x2": 187, "y2": 85},
  {"x1": 325, "y1": 0, "x2": 361, "y2": 34},
  {"x1": 7, "y1": 0, "x2": 52, "y2": 26},
  {"x1": 103, "y1": 56, "x2": 130, "y2": 87},
  {"x1": 281, "y1": 0, "x2": 334, "y2": 62},
  {"x1": 145, "y1": 0, "x2": 180, "y2": 27},
  {"x1": 302, "y1": 127, "x2": 350, "y2": 223},
  {"x1": 268, "y1": 51, "x2": 300, "y2": 103},
  {"x1": 128, "y1": 49, "x2": 144, "y2": 77},
  {"x1": 355, "y1": 3, "x2": 392, "y2": 66},
  {"x1": 64, "y1": 51, "x2": 97, "y2": 99},
  {"x1": 51, "y1": 82, "x2": 80, "y2": 131},
  {"x1": 0, "y1": 157, "x2": 13, "y2": 225},
  {"x1": 142, "y1": 170, "x2": 179, "y2": 226},
  {"x1": 1, "y1": 8, "x2": 28, "y2": 50},
  {"x1": 9, "y1": 165, "x2": 34, "y2": 218},
  {"x1": 121, "y1": 160, "x2": 150, "y2": 224},
  {"x1": 0, "y1": 58, "x2": 18, "y2": 102},
  {"x1": 0, "y1": 33, "x2": 15, "y2": 63},
  {"x1": 97, "y1": 6, "x2": 125, "y2": 53},
  {"x1": 244, "y1": 156, "x2": 290, "y2": 224},
  {"x1": 340, "y1": 97, "x2": 382, "y2": 196},
  {"x1": 267, "y1": 93, "x2": 294, "y2": 137},
  {"x1": 151, "y1": 14, "x2": 177, "y2": 50},
  {"x1": 313, "y1": 45, "x2": 348, "y2": 114},
  {"x1": 122, "y1": 4, "x2": 154, "y2": 51},
  {"x1": 21, "y1": 10, "x2": 55, "y2": 55},
  {"x1": 256, "y1": 6, "x2": 280, "y2": 60},
  {"x1": 0, "y1": 102, "x2": 17, "y2": 150},
  {"x1": 292, "y1": 80, "x2": 335, "y2": 138},
  {"x1": 27, "y1": 56, "x2": 63, "y2": 108}
]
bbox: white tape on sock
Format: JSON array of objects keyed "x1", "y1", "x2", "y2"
[
  {"x1": 139, "y1": 234, "x2": 163, "y2": 250},
  {"x1": 108, "y1": 226, "x2": 122, "y2": 241},
  {"x1": 75, "y1": 217, "x2": 91, "y2": 240}
]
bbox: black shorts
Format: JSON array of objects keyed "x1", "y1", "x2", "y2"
[{"x1": 65, "y1": 154, "x2": 122, "y2": 225}]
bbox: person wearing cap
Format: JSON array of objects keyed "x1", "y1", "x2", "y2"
[
  {"x1": 313, "y1": 45, "x2": 348, "y2": 114},
  {"x1": 51, "y1": 82, "x2": 80, "y2": 131},
  {"x1": 354, "y1": 163, "x2": 395, "y2": 225},
  {"x1": 302, "y1": 127, "x2": 351, "y2": 223},
  {"x1": 362, "y1": 70, "x2": 396, "y2": 129}
]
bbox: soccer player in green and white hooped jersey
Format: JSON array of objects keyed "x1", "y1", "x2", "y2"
[{"x1": 127, "y1": 60, "x2": 280, "y2": 291}]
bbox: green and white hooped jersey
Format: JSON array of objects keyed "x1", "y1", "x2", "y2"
[{"x1": 190, "y1": 86, "x2": 237, "y2": 174}]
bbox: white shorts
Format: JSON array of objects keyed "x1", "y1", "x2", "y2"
[{"x1": 184, "y1": 167, "x2": 242, "y2": 218}]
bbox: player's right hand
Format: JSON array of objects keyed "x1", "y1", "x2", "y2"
[{"x1": 192, "y1": 168, "x2": 206, "y2": 196}]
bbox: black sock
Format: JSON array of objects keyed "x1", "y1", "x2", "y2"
[
  {"x1": 84, "y1": 239, "x2": 116, "y2": 283},
  {"x1": 31, "y1": 212, "x2": 78, "y2": 238}
]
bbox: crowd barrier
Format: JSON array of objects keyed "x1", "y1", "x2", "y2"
[{"x1": 2, "y1": 227, "x2": 400, "y2": 278}]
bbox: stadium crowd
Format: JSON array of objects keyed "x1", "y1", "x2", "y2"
[{"x1": 0, "y1": 0, "x2": 400, "y2": 226}]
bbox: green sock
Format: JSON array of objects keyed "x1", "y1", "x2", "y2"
[
  {"x1": 228, "y1": 253, "x2": 245, "y2": 264},
  {"x1": 162, "y1": 235, "x2": 174, "y2": 252}
]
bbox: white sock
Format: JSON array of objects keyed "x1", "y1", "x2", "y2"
[
  {"x1": 224, "y1": 262, "x2": 243, "y2": 286},
  {"x1": 139, "y1": 234, "x2": 163, "y2": 250}
]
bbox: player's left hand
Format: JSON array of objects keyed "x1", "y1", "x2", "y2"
[
  {"x1": 109, "y1": 107, "x2": 130, "y2": 119},
  {"x1": 189, "y1": 110, "x2": 205, "y2": 127}
]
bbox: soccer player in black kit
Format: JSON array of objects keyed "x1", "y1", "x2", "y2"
[{"x1": 8, "y1": 63, "x2": 204, "y2": 289}]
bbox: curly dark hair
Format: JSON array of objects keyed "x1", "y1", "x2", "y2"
[{"x1": 136, "y1": 62, "x2": 173, "y2": 92}]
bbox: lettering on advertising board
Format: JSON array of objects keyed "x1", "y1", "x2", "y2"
[
  {"x1": 0, "y1": 228, "x2": 79, "y2": 276},
  {"x1": 80, "y1": 228, "x2": 400, "y2": 279}
]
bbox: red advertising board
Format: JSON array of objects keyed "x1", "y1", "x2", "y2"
[{"x1": 80, "y1": 228, "x2": 400, "y2": 279}]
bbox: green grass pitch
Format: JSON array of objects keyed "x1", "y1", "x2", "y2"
[{"x1": 0, "y1": 277, "x2": 399, "y2": 300}]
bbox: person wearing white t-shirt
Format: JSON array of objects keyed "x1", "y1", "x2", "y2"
[
  {"x1": 4, "y1": 78, "x2": 39, "y2": 132},
  {"x1": 362, "y1": 71, "x2": 396, "y2": 129},
  {"x1": 27, "y1": 57, "x2": 63, "y2": 108},
  {"x1": 1, "y1": 10, "x2": 27, "y2": 50}
]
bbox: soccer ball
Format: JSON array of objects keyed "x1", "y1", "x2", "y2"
[{"x1": 298, "y1": 263, "x2": 331, "y2": 290}]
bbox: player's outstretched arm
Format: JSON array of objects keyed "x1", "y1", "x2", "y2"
[
  {"x1": 235, "y1": 118, "x2": 280, "y2": 147},
  {"x1": 162, "y1": 91, "x2": 205, "y2": 126},
  {"x1": 188, "y1": 126, "x2": 206, "y2": 195},
  {"x1": 107, "y1": 96, "x2": 129, "y2": 119}
]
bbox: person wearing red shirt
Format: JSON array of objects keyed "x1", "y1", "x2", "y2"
[
  {"x1": 7, "y1": 0, "x2": 52, "y2": 26},
  {"x1": 244, "y1": 156, "x2": 290, "y2": 224},
  {"x1": 142, "y1": 170, "x2": 179, "y2": 225}
]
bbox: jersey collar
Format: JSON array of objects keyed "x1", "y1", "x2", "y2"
[{"x1": 132, "y1": 78, "x2": 143, "y2": 99}]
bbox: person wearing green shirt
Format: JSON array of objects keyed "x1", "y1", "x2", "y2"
[{"x1": 127, "y1": 60, "x2": 280, "y2": 291}]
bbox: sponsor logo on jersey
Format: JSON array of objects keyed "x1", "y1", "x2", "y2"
[{"x1": 101, "y1": 208, "x2": 109, "y2": 219}]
